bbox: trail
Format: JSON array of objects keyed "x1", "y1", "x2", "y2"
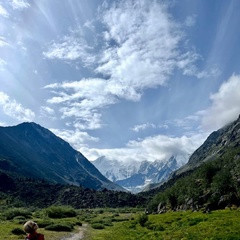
[{"x1": 59, "y1": 224, "x2": 88, "y2": 240}]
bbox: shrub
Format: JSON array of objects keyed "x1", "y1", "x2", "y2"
[
  {"x1": 138, "y1": 214, "x2": 148, "y2": 227},
  {"x1": 75, "y1": 221, "x2": 82, "y2": 226},
  {"x1": 128, "y1": 222, "x2": 137, "y2": 229},
  {"x1": 91, "y1": 223, "x2": 105, "y2": 229},
  {"x1": 98, "y1": 209, "x2": 104, "y2": 214},
  {"x1": 45, "y1": 223, "x2": 73, "y2": 232},
  {"x1": 102, "y1": 219, "x2": 113, "y2": 226},
  {"x1": 4, "y1": 208, "x2": 31, "y2": 220},
  {"x1": 155, "y1": 224, "x2": 165, "y2": 231},
  {"x1": 13, "y1": 216, "x2": 26, "y2": 224},
  {"x1": 45, "y1": 206, "x2": 77, "y2": 218},
  {"x1": 36, "y1": 219, "x2": 54, "y2": 228}
]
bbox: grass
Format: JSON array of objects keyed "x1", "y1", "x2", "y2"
[
  {"x1": 88, "y1": 209, "x2": 240, "y2": 240},
  {"x1": 0, "y1": 206, "x2": 240, "y2": 239}
]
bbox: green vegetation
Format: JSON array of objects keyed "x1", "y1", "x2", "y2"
[
  {"x1": 45, "y1": 205, "x2": 77, "y2": 218},
  {"x1": 146, "y1": 147, "x2": 240, "y2": 213},
  {"x1": 0, "y1": 172, "x2": 147, "y2": 209},
  {"x1": 1, "y1": 205, "x2": 240, "y2": 239},
  {"x1": 0, "y1": 119, "x2": 239, "y2": 239},
  {"x1": 88, "y1": 209, "x2": 240, "y2": 240}
]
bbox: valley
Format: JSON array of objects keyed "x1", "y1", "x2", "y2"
[{"x1": 0, "y1": 115, "x2": 240, "y2": 239}]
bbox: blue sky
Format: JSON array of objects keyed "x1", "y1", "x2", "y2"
[{"x1": 0, "y1": 0, "x2": 240, "y2": 164}]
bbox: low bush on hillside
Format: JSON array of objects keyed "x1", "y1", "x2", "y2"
[
  {"x1": 13, "y1": 215, "x2": 27, "y2": 224},
  {"x1": 91, "y1": 223, "x2": 105, "y2": 229},
  {"x1": 45, "y1": 223, "x2": 73, "y2": 231},
  {"x1": 45, "y1": 205, "x2": 77, "y2": 218},
  {"x1": 35, "y1": 219, "x2": 54, "y2": 228},
  {"x1": 3, "y1": 208, "x2": 31, "y2": 220},
  {"x1": 138, "y1": 213, "x2": 148, "y2": 227}
]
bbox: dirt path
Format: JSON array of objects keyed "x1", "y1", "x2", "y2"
[{"x1": 59, "y1": 224, "x2": 88, "y2": 240}]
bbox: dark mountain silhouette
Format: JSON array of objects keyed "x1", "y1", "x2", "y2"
[{"x1": 0, "y1": 122, "x2": 124, "y2": 191}]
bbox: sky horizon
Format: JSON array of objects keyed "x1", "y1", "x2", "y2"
[{"x1": 1, "y1": 0, "x2": 240, "y2": 164}]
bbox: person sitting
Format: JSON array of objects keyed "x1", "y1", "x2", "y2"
[{"x1": 23, "y1": 220, "x2": 45, "y2": 240}]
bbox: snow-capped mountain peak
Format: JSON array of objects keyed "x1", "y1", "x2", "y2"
[{"x1": 92, "y1": 156, "x2": 181, "y2": 193}]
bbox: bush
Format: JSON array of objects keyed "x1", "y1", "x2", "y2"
[
  {"x1": 128, "y1": 222, "x2": 137, "y2": 229},
  {"x1": 13, "y1": 216, "x2": 26, "y2": 224},
  {"x1": 145, "y1": 221, "x2": 165, "y2": 231},
  {"x1": 36, "y1": 219, "x2": 54, "y2": 228},
  {"x1": 45, "y1": 223, "x2": 73, "y2": 232},
  {"x1": 11, "y1": 227, "x2": 25, "y2": 235},
  {"x1": 76, "y1": 221, "x2": 82, "y2": 226},
  {"x1": 138, "y1": 214, "x2": 148, "y2": 227},
  {"x1": 91, "y1": 223, "x2": 105, "y2": 229},
  {"x1": 45, "y1": 206, "x2": 77, "y2": 218},
  {"x1": 4, "y1": 208, "x2": 31, "y2": 220},
  {"x1": 155, "y1": 224, "x2": 165, "y2": 231},
  {"x1": 102, "y1": 219, "x2": 113, "y2": 226}
]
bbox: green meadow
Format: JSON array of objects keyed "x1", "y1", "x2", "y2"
[{"x1": 1, "y1": 205, "x2": 240, "y2": 239}]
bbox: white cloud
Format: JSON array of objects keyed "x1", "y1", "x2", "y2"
[
  {"x1": 51, "y1": 128, "x2": 99, "y2": 150},
  {"x1": 0, "y1": 121, "x2": 7, "y2": 126},
  {"x1": 45, "y1": 78, "x2": 117, "y2": 129},
  {"x1": 0, "y1": 92, "x2": 35, "y2": 121},
  {"x1": 201, "y1": 74, "x2": 240, "y2": 131},
  {"x1": 0, "y1": 37, "x2": 9, "y2": 47},
  {"x1": 0, "y1": 92, "x2": 9, "y2": 104},
  {"x1": 0, "y1": 5, "x2": 9, "y2": 17},
  {"x1": 184, "y1": 15, "x2": 196, "y2": 27},
  {"x1": 10, "y1": 0, "x2": 30, "y2": 9},
  {"x1": 97, "y1": 0, "x2": 181, "y2": 89},
  {"x1": 0, "y1": 58, "x2": 6, "y2": 67},
  {"x1": 40, "y1": 106, "x2": 55, "y2": 115},
  {"x1": 43, "y1": 35, "x2": 95, "y2": 64},
  {"x1": 44, "y1": 0, "x2": 217, "y2": 131},
  {"x1": 131, "y1": 122, "x2": 156, "y2": 132},
  {"x1": 80, "y1": 132, "x2": 207, "y2": 163},
  {"x1": 40, "y1": 106, "x2": 55, "y2": 119}
]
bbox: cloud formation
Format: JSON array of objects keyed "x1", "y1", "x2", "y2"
[
  {"x1": 10, "y1": 0, "x2": 30, "y2": 9},
  {"x1": 0, "y1": 5, "x2": 9, "y2": 17},
  {"x1": 43, "y1": 35, "x2": 95, "y2": 64},
  {"x1": 201, "y1": 74, "x2": 240, "y2": 130},
  {"x1": 0, "y1": 92, "x2": 35, "y2": 122},
  {"x1": 44, "y1": 0, "x2": 210, "y2": 130},
  {"x1": 79, "y1": 132, "x2": 207, "y2": 164},
  {"x1": 51, "y1": 128, "x2": 99, "y2": 150},
  {"x1": 131, "y1": 123, "x2": 156, "y2": 132}
]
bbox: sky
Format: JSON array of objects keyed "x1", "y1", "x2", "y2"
[{"x1": 0, "y1": 0, "x2": 240, "y2": 164}]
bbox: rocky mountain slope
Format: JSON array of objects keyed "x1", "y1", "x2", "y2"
[
  {"x1": 145, "y1": 115, "x2": 240, "y2": 212},
  {"x1": 172, "y1": 114, "x2": 240, "y2": 177},
  {"x1": 0, "y1": 122, "x2": 123, "y2": 191},
  {"x1": 92, "y1": 156, "x2": 179, "y2": 193}
]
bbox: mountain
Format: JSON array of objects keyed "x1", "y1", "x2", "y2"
[
  {"x1": 172, "y1": 114, "x2": 240, "y2": 177},
  {"x1": 145, "y1": 115, "x2": 240, "y2": 212},
  {"x1": 0, "y1": 122, "x2": 124, "y2": 191},
  {"x1": 92, "y1": 156, "x2": 179, "y2": 193}
]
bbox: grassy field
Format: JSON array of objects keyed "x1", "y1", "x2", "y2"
[
  {"x1": 0, "y1": 206, "x2": 240, "y2": 239},
  {"x1": 88, "y1": 209, "x2": 240, "y2": 240}
]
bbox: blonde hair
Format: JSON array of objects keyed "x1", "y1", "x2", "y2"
[{"x1": 23, "y1": 220, "x2": 38, "y2": 233}]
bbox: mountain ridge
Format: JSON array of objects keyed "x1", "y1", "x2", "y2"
[
  {"x1": 172, "y1": 114, "x2": 240, "y2": 177},
  {"x1": 92, "y1": 156, "x2": 180, "y2": 193},
  {"x1": 0, "y1": 122, "x2": 124, "y2": 191}
]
